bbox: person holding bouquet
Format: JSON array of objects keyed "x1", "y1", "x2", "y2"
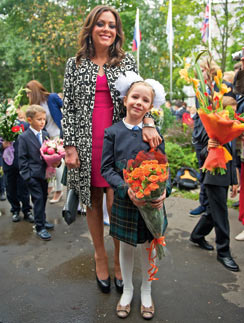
[
  {"x1": 62, "y1": 5, "x2": 162, "y2": 295},
  {"x1": 101, "y1": 72, "x2": 169, "y2": 319},
  {"x1": 18, "y1": 105, "x2": 60, "y2": 241},
  {"x1": 26, "y1": 80, "x2": 63, "y2": 203}
]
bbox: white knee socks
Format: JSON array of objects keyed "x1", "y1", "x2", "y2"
[
  {"x1": 140, "y1": 242, "x2": 153, "y2": 307},
  {"x1": 119, "y1": 241, "x2": 134, "y2": 306}
]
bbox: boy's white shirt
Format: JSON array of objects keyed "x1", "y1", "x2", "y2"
[
  {"x1": 122, "y1": 118, "x2": 143, "y2": 130},
  {"x1": 29, "y1": 126, "x2": 43, "y2": 144}
]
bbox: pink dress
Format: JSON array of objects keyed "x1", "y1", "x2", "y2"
[{"x1": 91, "y1": 74, "x2": 114, "y2": 187}]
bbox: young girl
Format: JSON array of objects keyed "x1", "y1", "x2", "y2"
[{"x1": 101, "y1": 72, "x2": 169, "y2": 319}]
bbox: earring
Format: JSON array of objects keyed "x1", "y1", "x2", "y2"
[{"x1": 89, "y1": 36, "x2": 92, "y2": 46}]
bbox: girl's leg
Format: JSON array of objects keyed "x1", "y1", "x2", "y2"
[
  {"x1": 140, "y1": 242, "x2": 153, "y2": 307},
  {"x1": 119, "y1": 241, "x2": 134, "y2": 306},
  {"x1": 86, "y1": 187, "x2": 109, "y2": 280},
  {"x1": 106, "y1": 187, "x2": 122, "y2": 280},
  {"x1": 51, "y1": 161, "x2": 64, "y2": 201}
]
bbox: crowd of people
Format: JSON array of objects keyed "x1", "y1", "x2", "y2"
[{"x1": 0, "y1": 4, "x2": 243, "y2": 320}]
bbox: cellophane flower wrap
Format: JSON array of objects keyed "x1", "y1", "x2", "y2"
[
  {"x1": 123, "y1": 149, "x2": 169, "y2": 281},
  {"x1": 0, "y1": 88, "x2": 27, "y2": 165},
  {"x1": 180, "y1": 51, "x2": 244, "y2": 174},
  {"x1": 40, "y1": 138, "x2": 65, "y2": 178}
]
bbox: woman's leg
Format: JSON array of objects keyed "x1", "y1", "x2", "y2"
[
  {"x1": 140, "y1": 242, "x2": 153, "y2": 307},
  {"x1": 86, "y1": 186, "x2": 109, "y2": 280},
  {"x1": 119, "y1": 241, "x2": 134, "y2": 306},
  {"x1": 106, "y1": 187, "x2": 122, "y2": 280}
]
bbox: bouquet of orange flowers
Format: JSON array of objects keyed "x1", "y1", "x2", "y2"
[
  {"x1": 123, "y1": 149, "x2": 169, "y2": 280},
  {"x1": 180, "y1": 51, "x2": 244, "y2": 174}
]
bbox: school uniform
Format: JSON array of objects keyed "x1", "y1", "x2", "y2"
[
  {"x1": 18, "y1": 127, "x2": 49, "y2": 231},
  {"x1": 191, "y1": 129, "x2": 237, "y2": 257},
  {"x1": 101, "y1": 120, "x2": 169, "y2": 247},
  {"x1": 0, "y1": 120, "x2": 32, "y2": 216}
]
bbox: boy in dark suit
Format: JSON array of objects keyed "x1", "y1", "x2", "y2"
[
  {"x1": 18, "y1": 105, "x2": 59, "y2": 241},
  {"x1": 190, "y1": 128, "x2": 239, "y2": 272},
  {"x1": 0, "y1": 120, "x2": 33, "y2": 222}
]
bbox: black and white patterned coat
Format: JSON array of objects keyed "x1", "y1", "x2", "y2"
[{"x1": 62, "y1": 53, "x2": 137, "y2": 207}]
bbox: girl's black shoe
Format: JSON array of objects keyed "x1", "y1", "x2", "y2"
[{"x1": 96, "y1": 275, "x2": 111, "y2": 293}]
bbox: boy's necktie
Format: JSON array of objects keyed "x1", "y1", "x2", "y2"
[
  {"x1": 36, "y1": 132, "x2": 42, "y2": 145},
  {"x1": 132, "y1": 126, "x2": 140, "y2": 131}
]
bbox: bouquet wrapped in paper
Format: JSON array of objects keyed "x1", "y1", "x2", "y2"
[
  {"x1": 123, "y1": 149, "x2": 169, "y2": 280},
  {"x1": 40, "y1": 138, "x2": 65, "y2": 178},
  {"x1": 180, "y1": 51, "x2": 244, "y2": 174},
  {"x1": 0, "y1": 88, "x2": 27, "y2": 165}
]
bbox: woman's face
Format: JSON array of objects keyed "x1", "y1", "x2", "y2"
[{"x1": 91, "y1": 11, "x2": 117, "y2": 51}]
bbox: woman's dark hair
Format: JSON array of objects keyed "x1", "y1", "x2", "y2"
[
  {"x1": 26, "y1": 80, "x2": 50, "y2": 105},
  {"x1": 76, "y1": 5, "x2": 125, "y2": 66}
]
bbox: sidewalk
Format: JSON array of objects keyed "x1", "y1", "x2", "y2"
[{"x1": 0, "y1": 195, "x2": 243, "y2": 323}]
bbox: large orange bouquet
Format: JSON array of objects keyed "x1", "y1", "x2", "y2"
[
  {"x1": 180, "y1": 51, "x2": 244, "y2": 174},
  {"x1": 123, "y1": 149, "x2": 169, "y2": 280}
]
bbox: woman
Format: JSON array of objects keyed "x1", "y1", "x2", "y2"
[
  {"x1": 62, "y1": 5, "x2": 161, "y2": 294},
  {"x1": 26, "y1": 80, "x2": 64, "y2": 203}
]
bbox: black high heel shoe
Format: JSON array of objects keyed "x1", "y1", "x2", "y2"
[
  {"x1": 114, "y1": 277, "x2": 123, "y2": 293},
  {"x1": 96, "y1": 275, "x2": 111, "y2": 293}
]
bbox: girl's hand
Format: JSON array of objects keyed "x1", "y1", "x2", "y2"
[
  {"x1": 230, "y1": 185, "x2": 238, "y2": 198},
  {"x1": 208, "y1": 138, "x2": 220, "y2": 150},
  {"x1": 65, "y1": 146, "x2": 80, "y2": 169},
  {"x1": 128, "y1": 188, "x2": 146, "y2": 207},
  {"x1": 150, "y1": 189, "x2": 166, "y2": 209}
]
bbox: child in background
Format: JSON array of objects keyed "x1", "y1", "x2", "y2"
[
  {"x1": 18, "y1": 105, "x2": 60, "y2": 241},
  {"x1": 101, "y1": 72, "x2": 169, "y2": 319}
]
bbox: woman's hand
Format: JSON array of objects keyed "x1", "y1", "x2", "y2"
[
  {"x1": 65, "y1": 146, "x2": 80, "y2": 169},
  {"x1": 128, "y1": 188, "x2": 146, "y2": 207},
  {"x1": 142, "y1": 127, "x2": 162, "y2": 148},
  {"x1": 142, "y1": 118, "x2": 162, "y2": 148},
  {"x1": 208, "y1": 138, "x2": 220, "y2": 150},
  {"x1": 150, "y1": 189, "x2": 166, "y2": 209}
]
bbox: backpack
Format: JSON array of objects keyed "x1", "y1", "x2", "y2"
[{"x1": 173, "y1": 167, "x2": 199, "y2": 190}]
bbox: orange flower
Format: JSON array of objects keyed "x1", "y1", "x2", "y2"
[
  {"x1": 136, "y1": 191, "x2": 144, "y2": 199},
  {"x1": 148, "y1": 183, "x2": 159, "y2": 191},
  {"x1": 143, "y1": 187, "x2": 152, "y2": 196},
  {"x1": 148, "y1": 175, "x2": 159, "y2": 182}
]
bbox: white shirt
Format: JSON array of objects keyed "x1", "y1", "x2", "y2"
[
  {"x1": 30, "y1": 127, "x2": 43, "y2": 144},
  {"x1": 41, "y1": 101, "x2": 60, "y2": 138},
  {"x1": 122, "y1": 118, "x2": 143, "y2": 130}
]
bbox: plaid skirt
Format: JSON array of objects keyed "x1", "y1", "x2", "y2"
[{"x1": 110, "y1": 193, "x2": 153, "y2": 247}]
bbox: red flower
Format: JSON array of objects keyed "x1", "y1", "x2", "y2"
[
  {"x1": 204, "y1": 92, "x2": 208, "y2": 97},
  {"x1": 20, "y1": 124, "x2": 25, "y2": 131},
  {"x1": 207, "y1": 105, "x2": 213, "y2": 111},
  {"x1": 11, "y1": 125, "x2": 21, "y2": 133}
]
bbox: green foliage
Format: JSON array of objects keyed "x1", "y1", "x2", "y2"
[
  {"x1": 165, "y1": 141, "x2": 198, "y2": 180},
  {"x1": 160, "y1": 106, "x2": 176, "y2": 135}
]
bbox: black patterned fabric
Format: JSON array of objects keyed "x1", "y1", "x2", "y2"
[{"x1": 62, "y1": 53, "x2": 137, "y2": 207}]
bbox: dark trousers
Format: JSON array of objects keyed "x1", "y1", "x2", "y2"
[
  {"x1": 195, "y1": 145, "x2": 208, "y2": 208},
  {"x1": 191, "y1": 185, "x2": 230, "y2": 257},
  {"x1": 0, "y1": 155, "x2": 6, "y2": 194},
  {"x1": 5, "y1": 167, "x2": 31, "y2": 214},
  {"x1": 27, "y1": 178, "x2": 48, "y2": 230}
]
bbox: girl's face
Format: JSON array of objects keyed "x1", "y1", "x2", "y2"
[
  {"x1": 92, "y1": 11, "x2": 117, "y2": 51},
  {"x1": 124, "y1": 83, "x2": 153, "y2": 124}
]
